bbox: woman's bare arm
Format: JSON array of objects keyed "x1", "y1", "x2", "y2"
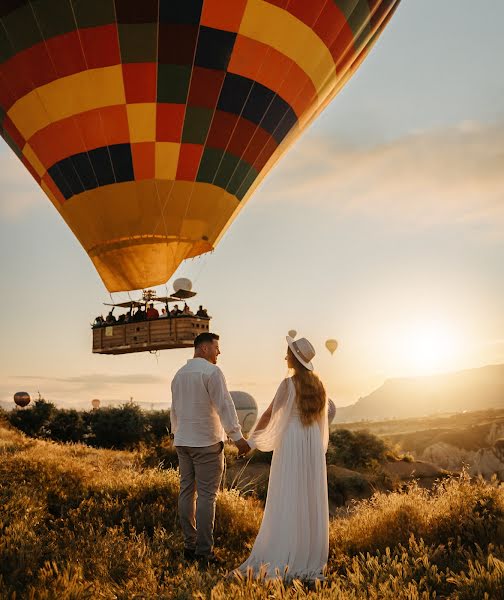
[{"x1": 253, "y1": 401, "x2": 274, "y2": 432}]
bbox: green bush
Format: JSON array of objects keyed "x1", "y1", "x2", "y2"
[
  {"x1": 47, "y1": 409, "x2": 86, "y2": 444},
  {"x1": 144, "y1": 410, "x2": 171, "y2": 443},
  {"x1": 329, "y1": 429, "x2": 388, "y2": 470},
  {"x1": 8, "y1": 399, "x2": 56, "y2": 438},
  {"x1": 87, "y1": 402, "x2": 147, "y2": 449}
]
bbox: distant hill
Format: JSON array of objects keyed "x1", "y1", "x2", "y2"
[{"x1": 336, "y1": 364, "x2": 504, "y2": 422}]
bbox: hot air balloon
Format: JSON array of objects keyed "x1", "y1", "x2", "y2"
[
  {"x1": 288, "y1": 330, "x2": 297, "y2": 339},
  {"x1": 0, "y1": 0, "x2": 400, "y2": 293},
  {"x1": 91, "y1": 398, "x2": 101, "y2": 410},
  {"x1": 14, "y1": 391, "x2": 31, "y2": 408},
  {"x1": 230, "y1": 391, "x2": 258, "y2": 434},
  {"x1": 173, "y1": 278, "x2": 192, "y2": 293},
  {"x1": 325, "y1": 339, "x2": 338, "y2": 355}
]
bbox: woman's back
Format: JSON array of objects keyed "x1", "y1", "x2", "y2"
[
  {"x1": 236, "y1": 338, "x2": 329, "y2": 581},
  {"x1": 238, "y1": 378, "x2": 329, "y2": 581}
]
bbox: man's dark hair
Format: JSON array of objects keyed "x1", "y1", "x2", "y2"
[{"x1": 194, "y1": 332, "x2": 219, "y2": 348}]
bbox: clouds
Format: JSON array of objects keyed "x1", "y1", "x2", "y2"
[
  {"x1": 0, "y1": 148, "x2": 42, "y2": 220},
  {"x1": 263, "y1": 121, "x2": 504, "y2": 231},
  {"x1": 11, "y1": 373, "x2": 166, "y2": 386}
]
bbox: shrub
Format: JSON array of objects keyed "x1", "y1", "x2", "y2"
[
  {"x1": 8, "y1": 399, "x2": 56, "y2": 438},
  {"x1": 87, "y1": 402, "x2": 147, "y2": 449},
  {"x1": 328, "y1": 429, "x2": 388, "y2": 469},
  {"x1": 144, "y1": 410, "x2": 171, "y2": 443},
  {"x1": 46, "y1": 409, "x2": 86, "y2": 444}
]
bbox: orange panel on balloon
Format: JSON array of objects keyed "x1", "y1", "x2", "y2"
[
  {"x1": 131, "y1": 142, "x2": 156, "y2": 180},
  {"x1": 201, "y1": 0, "x2": 248, "y2": 32}
]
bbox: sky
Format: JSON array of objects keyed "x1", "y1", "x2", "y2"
[{"x1": 1, "y1": 0, "x2": 503, "y2": 413}]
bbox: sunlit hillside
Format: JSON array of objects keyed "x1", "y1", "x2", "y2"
[
  {"x1": 337, "y1": 365, "x2": 504, "y2": 422},
  {"x1": 1, "y1": 421, "x2": 504, "y2": 599}
]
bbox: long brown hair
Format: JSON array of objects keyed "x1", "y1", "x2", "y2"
[{"x1": 288, "y1": 347, "x2": 326, "y2": 426}]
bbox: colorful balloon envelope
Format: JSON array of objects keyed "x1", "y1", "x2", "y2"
[
  {"x1": 14, "y1": 391, "x2": 31, "y2": 408},
  {"x1": 0, "y1": 0, "x2": 400, "y2": 292},
  {"x1": 325, "y1": 339, "x2": 338, "y2": 355}
]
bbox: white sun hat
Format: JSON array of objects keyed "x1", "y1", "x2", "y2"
[{"x1": 286, "y1": 335, "x2": 315, "y2": 371}]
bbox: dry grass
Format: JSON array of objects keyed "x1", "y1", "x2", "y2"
[{"x1": 1, "y1": 420, "x2": 504, "y2": 599}]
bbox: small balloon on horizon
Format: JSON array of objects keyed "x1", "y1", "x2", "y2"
[
  {"x1": 325, "y1": 339, "x2": 338, "y2": 355},
  {"x1": 14, "y1": 391, "x2": 30, "y2": 408},
  {"x1": 288, "y1": 330, "x2": 297, "y2": 338}
]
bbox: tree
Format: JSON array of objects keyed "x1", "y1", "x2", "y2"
[
  {"x1": 328, "y1": 429, "x2": 388, "y2": 469},
  {"x1": 88, "y1": 402, "x2": 147, "y2": 449},
  {"x1": 47, "y1": 409, "x2": 85, "y2": 443},
  {"x1": 8, "y1": 398, "x2": 56, "y2": 438}
]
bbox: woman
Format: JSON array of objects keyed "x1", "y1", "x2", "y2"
[{"x1": 236, "y1": 336, "x2": 329, "y2": 581}]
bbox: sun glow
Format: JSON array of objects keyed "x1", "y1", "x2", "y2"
[{"x1": 391, "y1": 319, "x2": 463, "y2": 376}]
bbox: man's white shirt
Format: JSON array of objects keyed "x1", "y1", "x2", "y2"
[{"x1": 171, "y1": 358, "x2": 242, "y2": 447}]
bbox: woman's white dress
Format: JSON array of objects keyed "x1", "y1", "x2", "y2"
[{"x1": 237, "y1": 377, "x2": 329, "y2": 581}]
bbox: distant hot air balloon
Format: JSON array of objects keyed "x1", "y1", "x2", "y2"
[
  {"x1": 325, "y1": 339, "x2": 338, "y2": 355},
  {"x1": 173, "y1": 278, "x2": 193, "y2": 293},
  {"x1": 230, "y1": 391, "x2": 258, "y2": 434},
  {"x1": 91, "y1": 398, "x2": 101, "y2": 410},
  {"x1": 288, "y1": 330, "x2": 297, "y2": 339},
  {"x1": 0, "y1": 1, "x2": 400, "y2": 293},
  {"x1": 14, "y1": 391, "x2": 31, "y2": 408}
]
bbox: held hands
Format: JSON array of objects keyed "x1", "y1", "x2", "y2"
[{"x1": 234, "y1": 437, "x2": 250, "y2": 458}]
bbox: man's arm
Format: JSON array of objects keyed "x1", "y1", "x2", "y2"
[
  {"x1": 207, "y1": 368, "x2": 243, "y2": 442},
  {"x1": 169, "y1": 381, "x2": 178, "y2": 436}
]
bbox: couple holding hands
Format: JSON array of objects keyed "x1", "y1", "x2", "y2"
[{"x1": 170, "y1": 331, "x2": 329, "y2": 581}]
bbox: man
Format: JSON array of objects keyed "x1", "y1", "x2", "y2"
[
  {"x1": 196, "y1": 305, "x2": 208, "y2": 318},
  {"x1": 146, "y1": 303, "x2": 159, "y2": 320},
  {"x1": 171, "y1": 332, "x2": 249, "y2": 566},
  {"x1": 170, "y1": 304, "x2": 181, "y2": 317}
]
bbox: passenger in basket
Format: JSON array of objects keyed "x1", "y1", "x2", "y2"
[{"x1": 147, "y1": 303, "x2": 159, "y2": 320}]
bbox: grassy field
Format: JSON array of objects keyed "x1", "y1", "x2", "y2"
[{"x1": 1, "y1": 421, "x2": 504, "y2": 599}]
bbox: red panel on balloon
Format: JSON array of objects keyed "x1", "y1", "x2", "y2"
[
  {"x1": 79, "y1": 25, "x2": 121, "y2": 70},
  {"x1": 45, "y1": 30, "x2": 87, "y2": 78},
  {"x1": 156, "y1": 103, "x2": 186, "y2": 142},
  {"x1": 30, "y1": 118, "x2": 85, "y2": 168},
  {"x1": 0, "y1": 44, "x2": 54, "y2": 106},
  {"x1": 187, "y1": 67, "x2": 226, "y2": 109},
  {"x1": 206, "y1": 110, "x2": 239, "y2": 149},
  {"x1": 176, "y1": 143, "x2": 204, "y2": 181},
  {"x1": 122, "y1": 63, "x2": 157, "y2": 103}
]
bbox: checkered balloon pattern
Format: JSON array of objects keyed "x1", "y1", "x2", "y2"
[{"x1": 0, "y1": 0, "x2": 400, "y2": 292}]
